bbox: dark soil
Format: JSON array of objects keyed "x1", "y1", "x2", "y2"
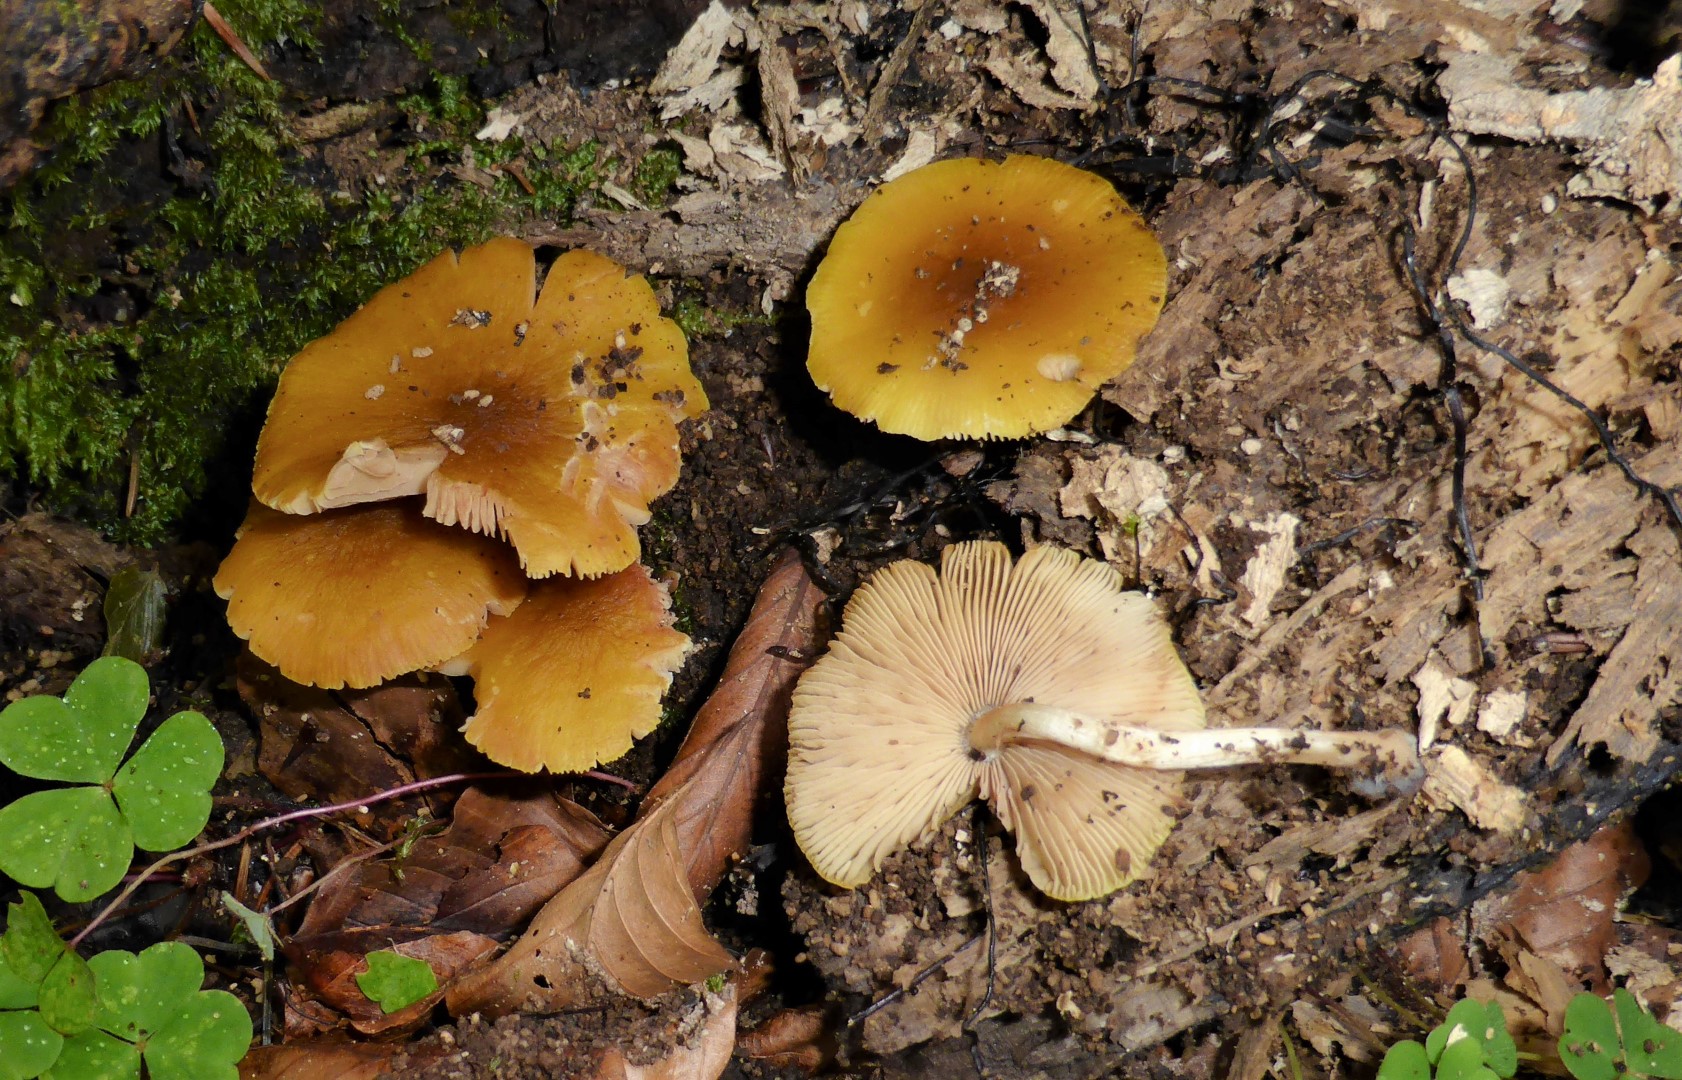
[{"x1": 5, "y1": 1, "x2": 1682, "y2": 1078}]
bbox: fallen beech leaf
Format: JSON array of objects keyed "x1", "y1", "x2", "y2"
[
  {"x1": 1479, "y1": 820, "x2": 1650, "y2": 991},
  {"x1": 736, "y1": 1003, "x2": 838, "y2": 1073},
  {"x1": 289, "y1": 929, "x2": 499, "y2": 1035},
  {"x1": 644, "y1": 548, "x2": 825, "y2": 895},
  {"x1": 236, "y1": 655, "x2": 477, "y2": 838},
  {"x1": 445, "y1": 797, "x2": 732, "y2": 1014},
  {"x1": 595, "y1": 985, "x2": 738, "y2": 1080},
  {"x1": 445, "y1": 552, "x2": 823, "y2": 1016},
  {"x1": 292, "y1": 786, "x2": 609, "y2": 944},
  {"x1": 239, "y1": 1039, "x2": 435, "y2": 1080}
]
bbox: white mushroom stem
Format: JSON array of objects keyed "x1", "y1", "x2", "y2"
[{"x1": 969, "y1": 703, "x2": 1421, "y2": 790}]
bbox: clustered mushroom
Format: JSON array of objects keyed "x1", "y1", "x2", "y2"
[
  {"x1": 215, "y1": 238, "x2": 707, "y2": 773},
  {"x1": 785, "y1": 541, "x2": 1420, "y2": 902}
]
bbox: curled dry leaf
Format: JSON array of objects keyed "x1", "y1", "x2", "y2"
[
  {"x1": 644, "y1": 548, "x2": 826, "y2": 895},
  {"x1": 444, "y1": 797, "x2": 732, "y2": 1016},
  {"x1": 238, "y1": 1039, "x2": 428, "y2": 1080},
  {"x1": 287, "y1": 930, "x2": 499, "y2": 1036},
  {"x1": 594, "y1": 985, "x2": 739, "y2": 1080},
  {"x1": 445, "y1": 551, "x2": 824, "y2": 1016},
  {"x1": 736, "y1": 1003, "x2": 838, "y2": 1073},
  {"x1": 283, "y1": 787, "x2": 609, "y2": 1032}
]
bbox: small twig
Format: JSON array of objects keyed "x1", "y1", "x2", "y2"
[
  {"x1": 863, "y1": 0, "x2": 938, "y2": 140},
  {"x1": 1297, "y1": 517, "x2": 1418, "y2": 560},
  {"x1": 846, "y1": 933, "x2": 983, "y2": 1027},
  {"x1": 201, "y1": 2, "x2": 273, "y2": 81},
  {"x1": 71, "y1": 770, "x2": 509, "y2": 949}
]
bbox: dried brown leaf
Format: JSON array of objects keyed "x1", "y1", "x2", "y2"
[
  {"x1": 644, "y1": 548, "x2": 825, "y2": 895},
  {"x1": 288, "y1": 929, "x2": 498, "y2": 1035},
  {"x1": 736, "y1": 1003, "x2": 838, "y2": 1073},
  {"x1": 1480, "y1": 820, "x2": 1650, "y2": 991},
  {"x1": 239, "y1": 1040, "x2": 421, "y2": 1080},
  {"x1": 594, "y1": 985, "x2": 738, "y2": 1080},
  {"x1": 445, "y1": 551, "x2": 823, "y2": 1016},
  {"x1": 237, "y1": 654, "x2": 477, "y2": 838},
  {"x1": 444, "y1": 798, "x2": 732, "y2": 1014}
]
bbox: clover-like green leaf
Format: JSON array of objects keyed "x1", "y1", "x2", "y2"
[
  {"x1": 1377, "y1": 1040, "x2": 1431, "y2": 1080},
  {"x1": 0, "y1": 949, "x2": 39, "y2": 1010},
  {"x1": 2, "y1": 894, "x2": 63, "y2": 990},
  {"x1": 1436, "y1": 1034, "x2": 1500, "y2": 1080},
  {"x1": 141, "y1": 989, "x2": 251, "y2": 1080},
  {"x1": 37, "y1": 953, "x2": 96, "y2": 1038},
  {"x1": 0, "y1": 658, "x2": 147, "y2": 784},
  {"x1": 355, "y1": 950, "x2": 438, "y2": 1014},
  {"x1": 45, "y1": 1027, "x2": 137, "y2": 1080},
  {"x1": 1614, "y1": 988, "x2": 1682, "y2": 1079},
  {"x1": 1561, "y1": 993, "x2": 1621, "y2": 1080},
  {"x1": 111, "y1": 712, "x2": 220, "y2": 852},
  {"x1": 0, "y1": 1010, "x2": 63, "y2": 1080},
  {"x1": 88, "y1": 944, "x2": 204, "y2": 1044},
  {"x1": 0, "y1": 789, "x2": 132, "y2": 903},
  {"x1": 101, "y1": 569, "x2": 168, "y2": 666}
]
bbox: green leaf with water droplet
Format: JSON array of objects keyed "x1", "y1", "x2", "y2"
[
  {"x1": 111, "y1": 711, "x2": 219, "y2": 853},
  {"x1": 0, "y1": 1011, "x2": 62, "y2": 1080},
  {"x1": 0, "y1": 657, "x2": 147, "y2": 783},
  {"x1": 355, "y1": 950, "x2": 438, "y2": 1013},
  {"x1": 37, "y1": 952, "x2": 96, "y2": 1037},
  {"x1": 101, "y1": 569, "x2": 168, "y2": 666},
  {"x1": 0, "y1": 790, "x2": 131, "y2": 903},
  {"x1": 140, "y1": 989, "x2": 251, "y2": 1080},
  {"x1": 88, "y1": 943, "x2": 203, "y2": 1045},
  {"x1": 45, "y1": 1027, "x2": 136, "y2": 1080}
]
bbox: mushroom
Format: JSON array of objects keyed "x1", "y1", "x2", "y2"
[
  {"x1": 804, "y1": 155, "x2": 1167, "y2": 441},
  {"x1": 449, "y1": 563, "x2": 689, "y2": 774},
  {"x1": 785, "y1": 541, "x2": 1420, "y2": 901},
  {"x1": 213, "y1": 501, "x2": 527, "y2": 690},
  {"x1": 251, "y1": 238, "x2": 708, "y2": 578}
]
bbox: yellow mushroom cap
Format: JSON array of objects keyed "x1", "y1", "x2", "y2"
[
  {"x1": 455, "y1": 564, "x2": 689, "y2": 774},
  {"x1": 806, "y1": 155, "x2": 1166, "y2": 440},
  {"x1": 785, "y1": 541, "x2": 1204, "y2": 901},
  {"x1": 251, "y1": 238, "x2": 708, "y2": 578},
  {"x1": 213, "y1": 501, "x2": 528, "y2": 690}
]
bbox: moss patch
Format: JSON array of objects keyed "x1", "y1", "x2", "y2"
[{"x1": 0, "y1": 2, "x2": 609, "y2": 545}]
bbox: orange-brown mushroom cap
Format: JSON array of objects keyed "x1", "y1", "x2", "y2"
[
  {"x1": 251, "y1": 238, "x2": 708, "y2": 578},
  {"x1": 806, "y1": 155, "x2": 1166, "y2": 441},
  {"x1": 213, "y1": 501, "x2": 528, "y2": 690},
  {"x1": 454, "y1": 564, "x2": 689, "y2": 774},
  {"x1": 785, "y1": 541, "x2": 1204, "y2": 901}
]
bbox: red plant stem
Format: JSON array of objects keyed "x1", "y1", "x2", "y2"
[{"x1": 72, "y1": 771, "x2": 506, "y2": 949}]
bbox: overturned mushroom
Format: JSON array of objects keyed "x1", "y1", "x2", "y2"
[
  {"x1": 805, "y1": 155, "x2": 1167, "y2": 441},
  {"x1": 785, "y1": 541, "x2": 1420, "y2": 901},
  {"x1": 251, "y1": 237, "x2": 707, "y2": 578},
  {"x1": 213, "y1": 501, "x2": 527, "y2": 690}
]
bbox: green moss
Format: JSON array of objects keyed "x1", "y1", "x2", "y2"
[
  {"x1": 629, "y1": 147, "x2": 682, "y2": 207},
  {"x1": 0, "y1": 1, "x2": 612, "y2": 546},
  {"x1": 670, "y1": 295, "x2": 777, "y2": 340}
]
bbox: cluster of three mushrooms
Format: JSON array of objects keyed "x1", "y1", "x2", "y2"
[
  {"x1": 215, "y1": 238, "x2": 704, "y2": 773},
  {"x1": 787, "y1": 157, "x2": 1419, "y2": 901}
]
